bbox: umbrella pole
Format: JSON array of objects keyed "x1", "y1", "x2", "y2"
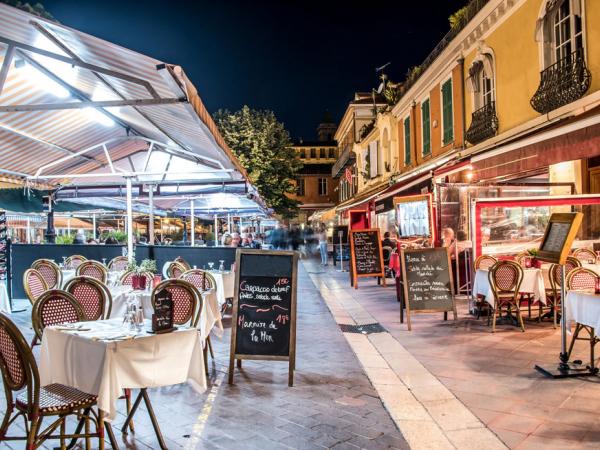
[
  {"x1": 190, "y1": 200, "x2": 195, "y2": 246},
  {"x1": 126, "y1": 177, "x2": 134, "y2": 261},
  {"x1": 214, "y1": 214, "x2": 218, "y2": 246},
  {"x1": 149, "y1": 186, "x2": 155, "y2": 245}
]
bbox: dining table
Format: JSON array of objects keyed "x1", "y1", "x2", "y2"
[
  {"x1": 61, "y1": 268, "x2": 122, "y2": 287},
  {"x1": 206, "y1": 269, "x2": 235, "y2": 307},
  {"x1": 39, "y1": 318, "x2": 207, "y2": 449},
  {"x1": 108, "y1": 284, "x2": 223, "y2": 340},
  {"x1": 565, "y1": 290, "x2": 600, "y2": 333},
  {"x1": 472, "y1": 267, "x2": 547, "y2": 307}
]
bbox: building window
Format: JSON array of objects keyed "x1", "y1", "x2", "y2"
[
  {"x1": 441, "y1": 78, "x2": 454, "y2": 145},
  {"x1": 421, "y1": 99, "x2": 431, "y2": 156},
  {"x1": 310, "y1": 148, "x2": 316, "y2": 158},
  {"x1": 554, "y1": 1, "x2": 583, "y2": 63},
  {"x1": 328, "y1": 148, "x2": 335, "y2": 158},
  {"x1": 320, "y1": 148, "x2": 326, "y2": 158},
  {"x1": 466, "y1": 54, "x2": 499, "y2": 145},
  {"x1": 296, "y1": 178, "x2": 305, "y2": 196},
  {"x1": 318, "y1": 178, "x2": 328, "y2": 196},
  {"x1": 403, "y1": 116, "x2": 411, "y2": 165},
  {"x1": 299, "y1": 148, "x2": 306, "y2": 159}
]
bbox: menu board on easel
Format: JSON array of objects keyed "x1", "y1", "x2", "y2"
[
  {"x1": 401, "y1": 247, "x2": 456, "y2": 331},
  {"x1": 228, "y1": 249, "x2": 298, "y2": 387},
  {"x1": 537, "y1": 213, "x2": 583, "y2": 264},
  {"x1": 349, "y1": 229, "x2": 386, "y2": 288}
]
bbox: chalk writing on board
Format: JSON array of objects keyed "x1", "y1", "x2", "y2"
[{"x1": 351, "y1": 231, "x2": 382, "y2": 275}]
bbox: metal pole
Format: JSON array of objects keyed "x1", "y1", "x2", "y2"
[
  {"x1": 149, "y1": 186, "x2": 155, "y2": 244},
  {"x1": 67, "y1": 218, "x2": 71, "y2": 235},
  {"x1": 337, "y1": 231, "x2": 345, "y2": 272},
  {"x1": 126, "y1": 178, "x2": 134, "y2": 261},
  {"x1": 92, "y1": 213, "x2": 97, "y2": 240},
  {"x1": 214, "y1": 214, "x2": 218, "y2": 246},
  {"x1": 227, "y1": 213, "x2": 231, "y2": 234},
  {"x1": 559, "y1": 264, "x2": 569, "y2": 371},
  {"x1": 190, "y1": 200, "x2": 195, "y2": 246},
  {"x1": 26, "y1": 218, "x2": 31, "y2": 244}
]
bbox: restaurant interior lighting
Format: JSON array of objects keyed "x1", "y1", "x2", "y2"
[{"x1": 16, "y1": 60, "x2": 70, "y2": 99}]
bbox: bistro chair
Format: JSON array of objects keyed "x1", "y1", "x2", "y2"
[
  {"x1": 65, "y1": 255, "x2": 87, "y2": 270},
  {"x1": 64, "y1": 276, "x2": 112, "y2": 321},
  {"x1": 488, "y1": 260, "x2": 525, "y2": 332},
  {"x1": 474, "y1": 254, "x2": 498, "y2": 271},
  {"x1": 22, "y1": 269, "x2": 48, "y2": 306},
  {"x1": 573, "y1": 248, "x2": 597, "y2": 264},
  {"x1": 31, "y1": 259, "x2": 62, "y2": 290},
  {"x1": 180, "y1": 268, "x2": 215, "y2": 291},
  {"x1": 174, "y1": 256, "x2": 192, "y2": 271},
  {"x1": 166, "y1": 261, "x2": 187, "y2": 279},
  {"x1": 566, "y1": 267, "x2": 600, "y2": 371},
  {"x1": 107, "y1": 255, "x2": 128, "y2": 272},
  {"x1": 119, "y1": 270, "x2": 153, "y2": 287},
  {"x1": 31, "y1": 290, "x2": 85, "y2": 343},
  {"x1": 76, "y1": 260, "x2": 108, "y2": 283},
  {"x1": 472, "y1": 255, "x2": 498, "y2": 318},
  {"x1": 151, "y1": 279, "x2": 199, "y2": 328},
  {"x1": 0, "y1": 313, "x2": 116, "y2": 450},
  {"x1": 547, "y1": 256, "x2": 581, "y2": 327},
  {"x1": 515, "y1": 252, "x2": 530, "y2": 268}
]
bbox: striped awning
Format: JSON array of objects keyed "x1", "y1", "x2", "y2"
[{"x1": 0, "y1": 4, "x2": 253, "y2": 193}]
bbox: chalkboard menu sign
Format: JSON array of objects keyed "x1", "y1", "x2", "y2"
[
  {"x1": 151, "y1": 289, "x2": 174, "y2": 333},
  {"x1": 401, "y1": 247, "x2": 456, "y2": 330},
  {"x1": 537, "y1": 213, "x2": 583, "y2": 264},
  {"x1": 228, "y1": 249, "x2": 298, "y2": 386},
  {"x1": 349, "y1": 229, "x2": 385, "y2": 288}
]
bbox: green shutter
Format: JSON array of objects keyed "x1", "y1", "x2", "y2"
[
  {"x1": 422, "y1": 100, "x2": 431, "y2": 155},
  {"x1": 442, "y1": 79, "x2": 453, "y2": 145},
  {"x1": 404, "y1": 117, "x2": 411, "y2": 165}
]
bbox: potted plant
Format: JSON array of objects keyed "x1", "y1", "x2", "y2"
[
  {"x1": 527, "y1": 248, "x2": 542, "y2": 268},
  {"x1": 125, "y1": 260, "x2": 149, "y2": 290}
]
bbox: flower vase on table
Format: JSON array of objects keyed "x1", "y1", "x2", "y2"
[{"x1": 132, "y1": 274, "x2": 146, "y2": 290}]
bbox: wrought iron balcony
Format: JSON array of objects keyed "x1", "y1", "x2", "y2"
[
  {"x1": 530, "y1": 49, "x2": 591, "y2": 114},
  {"x1": 465, "y1": 101, "x2": 499, "y2": 145}
]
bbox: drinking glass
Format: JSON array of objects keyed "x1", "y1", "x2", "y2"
[
  {"x1": 208, "y1": 262, "x2": 214, "y2": 271},
  {"x1": 62, "y1": 256, "x2": 67, "y2": 268},
  {"x1": 219, "y1": 260, "x2": 225, "y2": 272},
  {"x1": 102, "y1": 258, "x2": 107, "y2": 266}
]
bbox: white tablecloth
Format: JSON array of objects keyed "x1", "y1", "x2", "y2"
[
  {"x1": 109, "y1": 286, "x2": 222, "y2": 341},
  {"x1": 0, "y1": 281, "x2": 10, "y2": 314},
  {"x1": 207, "y1": 270, "x2": 235, "y2": 306},
  {"x1": 39, "y1": 319, "x2": 206, "y2": 420},
  {"x1": 582, "y1": 263, "x2": 600, "y2": 274},
  {"x1": 473, "y1": 268, "x2": 547, "y2": 306},
  {"x1": 565, "y1": 291, "x2": 600, "y2": 332},
  {"x1": 61, "y1": 269, "x2": 76, "y2": 287}
]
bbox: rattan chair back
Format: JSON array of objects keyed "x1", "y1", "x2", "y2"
[
  {"x1": 488, "y1": 260, "x2": 524, "y2": 301},
  {"x1": 180, "y1": 268, "x2": 214, "y2": 291},
  {"x1": 151, "y1": 279, "x2": 200, "y2": 327},
  {"x1": 23, "y1": 269, "x2": 48, "y2": 305},
  {"x1": 31, "y1": 290, "x2": 84, "y2": 341},
  {"x1": 474, "y1": 255, "x2": 497, "y2": 271},
  {"x1": 549, "y1": 256, "x2": 581, "y2": 290},
  {"x1": 76, "y1": 260, "x2": 108, "y2": 283},
  {"x1": 166, "y1": 261, "x2": 187, "y2": 279},
  {"x1": 65, "y1": 255, "x2": 87, "y2": 269},
  {"x1": 64, "y1": 276, "x2": 112, "y2": 320},
  {"x1": 107, "y1": 256, "x2": 128, "y2": 271},
  {"x1": 31, "y1": 259, "x2": 62, "y2": 289},
  {"x1": 567, "y1": 267, "x2": 600, "y2": 291},
  {"x1": 573, "y1": 248, "x2": 597, "y2": 264}
]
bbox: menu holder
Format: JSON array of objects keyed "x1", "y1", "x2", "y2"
[
  {"x1": 537, "y1": 213, "x2": 583, "y2": 264},
  {"x1": 149, "y1": 289, "x2": 175, "y2": 334},
  {"x1": 400, "y1": 247, "x2": 457, "y2": 331},
  {"x1": 228, "y1": 249, "x2": 298, "y2": 387},
  {"x1": 349, "y1": 228, "x2": 386, "y2": 288}
]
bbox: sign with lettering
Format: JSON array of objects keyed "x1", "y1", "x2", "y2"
[
  {"x1": 151, "y1": 289, "x2": 174, "y2": 333},
  {"x1": 401, "y1": 247, "x2": 456, "y2": 330},
  {"x1": 537, "y1": 213, "x2": 583, "y2": 264},
  {"x1": 349, "y1": 229, "x2": 386, "y2": 288},
  {"x1": 228, "y1": 249, "x2": 298, "y2": 386}
]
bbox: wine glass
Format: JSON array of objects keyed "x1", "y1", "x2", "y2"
[
  {"x1": 102, "y1": 258, "x2": 107, "y2": 266},
  {"x1": 62, "y1": 256, "x2": 67, "y2": 268},
  {"x1": 219, "y1": 260, "x2": 225, "y2": 272},
  {"x1": 208, "y1": 262, "x2": 214, "y2": 271}
]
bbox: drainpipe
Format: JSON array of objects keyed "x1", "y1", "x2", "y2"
[{"x1": 458, "y1": 57, "x2": 466, "y2": 151}]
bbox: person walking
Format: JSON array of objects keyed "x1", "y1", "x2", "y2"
[{"x1": 317, "y1": 225, "x2": 328, "y2": 266}]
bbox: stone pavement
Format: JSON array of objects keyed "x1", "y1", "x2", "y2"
[
  {"x1": 1, "y1": 263, "x2": 408, "y2": 449},
  {"x1": 306, "y1": 258, "x2": 600, "y2": 449}
]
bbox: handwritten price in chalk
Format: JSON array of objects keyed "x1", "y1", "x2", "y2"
[
  {"x1": 275, "y1": 278, "x2": 289, "y2": 286},
  {"x1": 276, "y1": 314, "x2": 289, "y2": 325}
]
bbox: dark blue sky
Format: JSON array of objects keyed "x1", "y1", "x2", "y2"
[{"x1": 43, "y1": 0, "x2": 466, "y2": 140}]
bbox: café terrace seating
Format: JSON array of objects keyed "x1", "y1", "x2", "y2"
[
  {"x1": 120, "y1": 270, "x2": 153, "y2": 287},
  {"x1": 547, "y1": 257, "x2": 582, "y2": 327},
  {"x1": 65, "y1": 255, "x2": 87, "y2": 270},
  {"x1": 180, "y1": 268, "x2": 215, "y2": 292},
  {"x1": 76, "y1": 260, "x2": 109, "y2": 284},
  {"x1": 31, "y1": 291, "x2": 84, "y2": 343},
  {"x1": 108, "y1": 256, "x2": 129, "y2": 272},
  {"x1": 572, "y1": 247, "x2": 597, "y2": 263},
  {"x1": 488, "y1": 260, "x2": 525, "y2": 332},
  {"x1": 166, "y1": 261, "x2": 187, "y2": 279},
  {"x1": 174, "y1": 256, "x2": 192, "y2": 271},
  {"x1": 31, "y1": 259, "x2": 62, "y2": 290},
  {"x1": 0, "y1": 313, "x2": 114, "y2": 449},
  {"x1": 23, "y1": 269, "x2": 48, "y2": 306}
]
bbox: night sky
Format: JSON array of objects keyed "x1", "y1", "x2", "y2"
[{"x1": 42, "y1": 0, "x2": 467, "y2": 140}]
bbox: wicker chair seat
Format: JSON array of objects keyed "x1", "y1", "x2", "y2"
[{"x1": 16, "y1": 383, "x2": 97, "y2": 415}]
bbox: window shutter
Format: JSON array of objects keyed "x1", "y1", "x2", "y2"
[
  {"x1": 422, "y1": 100, "x2": 431, "y2": 155},
  {"x1": 404, "y1": 117, "x2": 411, "y2": 164},
  {"x1": 442, "y1": 80, "x2": 454, "y2": 145},
  {"x1": 369, "y1": 140, "x2": 378, "y2": 178}
]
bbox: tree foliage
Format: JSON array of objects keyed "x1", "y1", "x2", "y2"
[
  {"x1": 214, "y1": 106, "x2": 303, "y2": 218},
  {"x1": 0, "y1": 0, "x2": 55, "y2": 21}
]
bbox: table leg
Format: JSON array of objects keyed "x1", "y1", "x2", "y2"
[
  {"x1": 141, "y1": 389, "x2": 168, "y2": 450},
  {"x1": 121, "y1": 391, "x2": 143, "y2": 434},
  {"x1": 66, "y1": 407, "x2": 91, "y2": 450},
  {"x1": 105, "y1": 422, "x2": 119, "y2": 450}
]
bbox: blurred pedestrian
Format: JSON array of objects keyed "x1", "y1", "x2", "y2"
[{"x1": 317, "y1": 225, "x2": 328, "y2": 266}]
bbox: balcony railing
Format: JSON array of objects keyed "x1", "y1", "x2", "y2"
[
  {"x1": 332, "y1": 143, "x2": 355, "y2": 178},
  {"x1": 530, "y1": 48, "x2": 591, "y2": 114},
  {"x1": 465, "y1": 101, "x2": 498, "y2": 145}
]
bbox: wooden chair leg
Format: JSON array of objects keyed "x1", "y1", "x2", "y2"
[
  {"x1": 97, "y1": 410, "x2": 105, "y2": 450},
  {"x1": 590, "y1": 327, "x2": 596, "y2": 372},
  {"x1": 491, "y1": 304, "x2": 498, "y2": 333},
  {"x1": 207, "y1": 336, "x2": 214, "y2": 359},
  {"x1": 60, "y1": 418, "x2": 67, "y2": 450},
  {"x1": 26, "y1": 416, "x2": 40, "y2": 450},
  {"x1": 514, "y1": 302, "x2": 525, "y2": 332}
]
